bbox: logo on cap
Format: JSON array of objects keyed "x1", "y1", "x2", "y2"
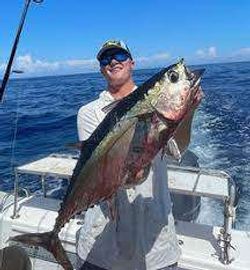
[{"x1": 97, "y1": 40, "x2": 132, "y2": 60}]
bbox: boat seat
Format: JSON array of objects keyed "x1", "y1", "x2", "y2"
[{"x1": 18, "y1": 195, "x2": 61, "y2": 212}]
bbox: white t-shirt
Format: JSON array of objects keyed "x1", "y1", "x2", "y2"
[{"x1": 76, "y1": 90, "x2": 181, "y2": 270}]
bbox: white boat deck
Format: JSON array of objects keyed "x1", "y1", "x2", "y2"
[
  {"x1": 0, "y1": 154, "x2": 249, "y2": 270},
  {"x1": 4, "y1": 195, "x2": 250, "y2": 270},
  {"x1": 176, "y1": 221, "x2": 250, "y2": 270}
]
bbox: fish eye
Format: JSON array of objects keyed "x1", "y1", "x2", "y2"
[{"x1": 167, "y1": 70, "x2": 179, "y2": 83}]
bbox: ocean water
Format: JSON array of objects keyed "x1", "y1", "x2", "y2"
[{"x1": 0, "y1": 61, "x2": 249, "y2": 230}]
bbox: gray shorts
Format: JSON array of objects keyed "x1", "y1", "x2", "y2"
[
  {"x1": 80, "y1": 262, "x2": 179, "y2": 270},
  {"x1": 79, "y1": 261, "x2": 106, "y2": 270}
]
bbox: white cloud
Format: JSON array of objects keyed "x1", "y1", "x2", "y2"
[
  {"x1": 150, "y1": 53, "x2": 170, "y2": 61},
  {"x1": 15, "y1": 55, "x2": 60, "y2": 73},
  {"x1": 208, "y1": 46, "x2": 217, "y2": 58},
  {"x1": 0, "y1": 52, "x2": 170, "y2": 76},
  {"x1": 136, "y1": 53, "x2": 170, "y2": 66},
  {"x1": 196, "y1": 46, "x2": 217, "y2": 59},
  {"x1": 4, "y1": 46, "x2": 250, "y2": 77},
  {"x1": 225, "y1": 47, "x2": 250, "y2": 62},
  {"x1": 232, "y1": 47, "x2": 250, "y2": 57},
  {"x1": 0, "y1": 54, "x2": 99, "y2": 77},
  {"x1": 65, "y1": 59, "x2": 97, "y2": 67},
  {"x1": 196, "y1": 49, "x2": 206, "y2": 58}
]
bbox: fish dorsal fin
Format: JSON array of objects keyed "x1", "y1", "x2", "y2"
[{"x1": 102, "y1": 99, "x2": 121, "y2": 113}]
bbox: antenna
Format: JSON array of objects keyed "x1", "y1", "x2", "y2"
[{"x1": 0, "y1": 0, "x2": 44, "y2": 102}]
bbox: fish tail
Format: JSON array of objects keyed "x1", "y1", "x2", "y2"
[{"x1": 10, "y1": 231, "x2": 73, "y2": 270}]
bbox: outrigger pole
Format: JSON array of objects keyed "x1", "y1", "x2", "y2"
[{"x1": 0, "y1": 0, "x2": 43, "y2": 102}]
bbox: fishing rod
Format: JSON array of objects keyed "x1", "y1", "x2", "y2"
[{"x1": 0, "y1": 0, "x2": 44, "y2": 102}]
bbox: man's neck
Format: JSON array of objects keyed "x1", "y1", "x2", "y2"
[{"x1": 108, "y1": 80, "x2": 136, "y2": 100}]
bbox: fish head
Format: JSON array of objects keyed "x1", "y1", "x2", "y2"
[{"x1": 150, "y1": 59, "x2": 204, "y2": 122}]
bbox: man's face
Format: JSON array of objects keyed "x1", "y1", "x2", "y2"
[{"x1": 100, "y1": 49, "x2": 135, "y2": 88}]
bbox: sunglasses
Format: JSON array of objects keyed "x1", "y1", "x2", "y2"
[{"x1": 99, "y1": 52, "x2": 130, "y2": 67}]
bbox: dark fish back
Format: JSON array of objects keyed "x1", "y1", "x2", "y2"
[{"x1": 63, "y1": 66, "x2": 170, "y2": 204}]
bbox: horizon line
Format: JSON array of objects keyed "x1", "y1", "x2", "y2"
[{"x1": 2, "y1": 59, "x2": 250, "y2": 82}]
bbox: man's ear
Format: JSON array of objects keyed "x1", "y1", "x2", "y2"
[
  {"x1": 130, "y1": 59, "x2": 135, "y2": 68},
  {"x1": 100, "y1": 67, "x2": 104, "y2": 75}
]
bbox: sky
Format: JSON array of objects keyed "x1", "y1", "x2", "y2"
[{"x1": 0, "y1": 0, "x2": 250, "y2": 77}]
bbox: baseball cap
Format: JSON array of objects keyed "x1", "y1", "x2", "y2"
[{"x1": 97, "y1": 40, "x2": 132, "y2": 61}]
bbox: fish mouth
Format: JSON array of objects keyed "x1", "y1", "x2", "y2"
[
  {"x1": 190, "y1": 68, "x2": 205, "y2": 88},
  {"x1": 176, "y1": 68, "x2": 205, "y2": 110}
]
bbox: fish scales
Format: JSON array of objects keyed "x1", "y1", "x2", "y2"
[{"x1": 10, "y1": 60, "x2": 205, "y2": 270}]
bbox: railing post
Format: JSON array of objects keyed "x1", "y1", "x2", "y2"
[{"x1": 218, "y1": 178, "x2": 236, "y2": 264}]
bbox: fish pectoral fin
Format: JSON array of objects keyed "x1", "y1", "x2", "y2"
[
  {"x1": 165, "y1": 137, "x2": 182, "y2": 162},
  {"x1": 126, "y1": 111, "x2": 155, "y2": 121}
]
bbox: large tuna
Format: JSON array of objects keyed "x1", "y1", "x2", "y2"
[{"x1": 10, "y1": 59, "x2": 204, "y2": 270}]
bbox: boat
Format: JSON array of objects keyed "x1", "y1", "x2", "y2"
[
  {"x1": 1, "y1": 150, "x2": 249, "y2": 270},
  {"x1": 1, "y1": 2, "x2": 249, "y2": 269}
]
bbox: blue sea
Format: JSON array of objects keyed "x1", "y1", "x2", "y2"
[{"x1": 0, "y1": 61, "x2": 249, "y2": 230}]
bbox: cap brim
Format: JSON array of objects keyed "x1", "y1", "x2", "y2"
[{"x1": 97, "y1": 46, "x2": 131, "y2": 60}]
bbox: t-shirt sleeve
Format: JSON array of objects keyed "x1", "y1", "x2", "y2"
[{"x1": 77, "y1": 103, "x2": 100, "y2": 141}]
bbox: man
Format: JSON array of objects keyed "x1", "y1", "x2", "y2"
[{"x1": 76, "y1": 40, "x2": 181, "y2": 270}]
